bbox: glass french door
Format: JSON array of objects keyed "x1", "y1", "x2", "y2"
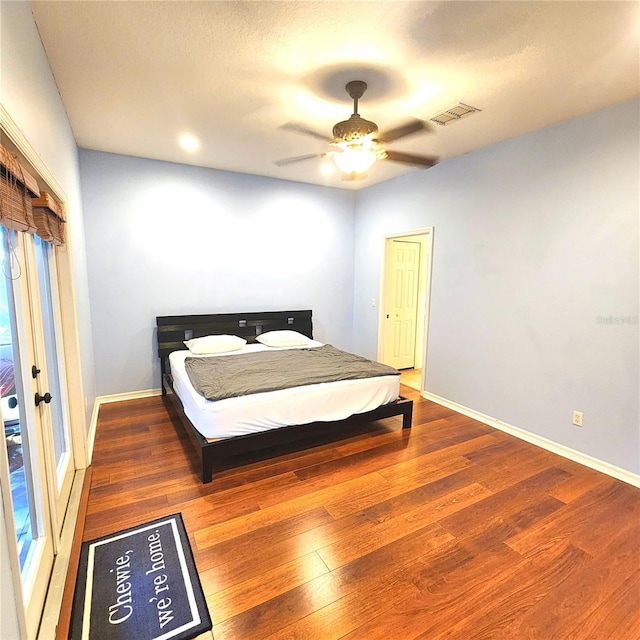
[
  {"x1": 0, "y1": 226, "x2": 74, "y2": 638},
  {"x1": 33, "y1": 234, "x2": 74, "y2": 532}
]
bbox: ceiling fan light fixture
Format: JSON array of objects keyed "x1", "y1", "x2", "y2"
[
  {"x1": 333, "y1": 147, "x2": 376, "y2": 174},
  {"x1": 332, "y1": 115, "x2": 379, "y2": 142},
  {"x1": 275, "y1": 79, "x2": 437, "y2": 174},
  {"x1": 333, "y1": 137, "x2": 383, "y2": 174}
]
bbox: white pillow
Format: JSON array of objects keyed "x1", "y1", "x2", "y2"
[
  {"x1": 184, "y1": 334, "x2": 247, "y2": 355},
  {"x1": 256, "y1": 330, "x2": 311, "y2": 347}
]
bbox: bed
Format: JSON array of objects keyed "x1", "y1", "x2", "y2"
[{"x1": 156, "y1": 310, "x2": 413, "y2": 483}]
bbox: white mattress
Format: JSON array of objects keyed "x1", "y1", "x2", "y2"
[{"x1": 168, "y1": 341, "x2": 400, "y2": 440}]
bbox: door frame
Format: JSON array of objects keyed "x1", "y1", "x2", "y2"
[{"x1": 378, "y1": 227, "x2": 434, "y2": 392}]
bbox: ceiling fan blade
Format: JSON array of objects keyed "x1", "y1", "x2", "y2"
[
  {"x1": 384, "y1": 150, "x2": 438, "y2": 168},
  {"x1": 378, "y1": 119, "x2": 430, "y2": 144},
  {"x1": 274, "y1": 153, "x2": 323, "y2": 167},
  {"x1": 280, "y1": 122, "x2": 333, "y2": 142}
]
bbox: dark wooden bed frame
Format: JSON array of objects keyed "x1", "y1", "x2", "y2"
[{"x1": 156, "y1": 310, "x2": 413, "y2": 483}]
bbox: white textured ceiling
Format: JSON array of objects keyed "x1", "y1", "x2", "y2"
[{"x1": 30, "y1": 1, "x2": 639, "y2": 190}]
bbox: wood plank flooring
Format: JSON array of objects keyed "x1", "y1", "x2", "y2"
[
  {"x1": 81, "y1": 387, "x2": 640, "y2": 639},
  {"x1": 399, "y1": 368, "x2": 422, "y2": 391}
]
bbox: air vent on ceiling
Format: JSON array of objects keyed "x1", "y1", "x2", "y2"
[{"x1": 428, "y1": 103, "x2": 481, "y2": 126}]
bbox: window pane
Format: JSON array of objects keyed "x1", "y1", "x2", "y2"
[
  {"x1": 34, "y1": 234, "x2": 70, "y2": 484},
  {"x1": 0, "y1": 227, "x2": 39, "y2": 572}
]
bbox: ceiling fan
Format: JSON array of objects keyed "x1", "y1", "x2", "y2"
[{"x1": 275, "y1": 80, "x2": 438, "y2": 178}]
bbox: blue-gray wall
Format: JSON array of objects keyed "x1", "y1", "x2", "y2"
[
  {"x1": 79, "y1": 151, "x2": 357, "y2": 395},
  {"x1": 79, "y1": 100, "x2": 639, "y2": 476},
  {"x1": 353, "y1": 98, "x2": 639, "y2": 474}
]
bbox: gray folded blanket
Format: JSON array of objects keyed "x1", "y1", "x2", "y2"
[{"x1": 185, "y1": 344, "x2": 399, "y2": 401}]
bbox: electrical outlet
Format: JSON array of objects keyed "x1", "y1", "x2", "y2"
[{"x1": 572, "y1": 411, "x2": 583, "y2": 427}]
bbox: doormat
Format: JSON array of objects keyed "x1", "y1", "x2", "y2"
[{"x1": 71, "y1": 513, "x2": 212, "y2": 640}]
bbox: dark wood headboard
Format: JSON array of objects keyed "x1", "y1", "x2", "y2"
[{"x1": 156, "y1": 310, "x2": 313, "y2": 361}]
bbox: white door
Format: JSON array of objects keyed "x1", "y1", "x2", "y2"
[
  {"x1": 0, "y1": 228, "x2": 55, "y2": 639},
  {"x1": 0, "y1": 227, "x2": 75, "y2": 637},
  {"x1": 32, "y1": 234, "x2": 74, "y2": 536},
  {"x1": 383, "y1": 240, "x2": 421, "y2": 369}
]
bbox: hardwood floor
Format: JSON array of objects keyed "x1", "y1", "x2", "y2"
[
  {"x1": 399, "y1": 368, "x2": 422, "y2": 391},
  {"x1": 79, "y1": 387, "x2": 640, "y2": 639}
]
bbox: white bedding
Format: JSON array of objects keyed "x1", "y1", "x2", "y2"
[{"x1": 168, "y1": 341, "x2": 400, "y2": 440}]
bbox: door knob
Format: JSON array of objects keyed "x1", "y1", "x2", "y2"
[{"x1": 35, "y1": 392, "x2": 52, "y2": 407}]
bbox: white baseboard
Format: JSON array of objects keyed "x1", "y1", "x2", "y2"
[
  {"x1": 422, "y1": 391, "x2": 640, "y2": 488},
  {"x1": 86, "y1": 388, "x2": 162, "y2": 464},
  {"x1": 86, "y1": 400, "x2": 99, "y2": 465},
  {"x1": 97, "y1": 388, "x2": 163, "y2": 404}
]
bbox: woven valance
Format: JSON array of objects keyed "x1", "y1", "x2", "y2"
[
  {"x1": 0, "y1": 143, "x2": 38, "y2": 233},
  {"x1": 32, "y1": 191, "x2": 65, "y2": 246},
  {"x1": 0, "y1": 143, "x2": 66, "y2": 245}
]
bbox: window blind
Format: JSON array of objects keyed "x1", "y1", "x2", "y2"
[
  {"x1": 0, "y1": 143, "x2": 66, "y2": 245},
  {"x1": 32, "y1": 192, "x2": 65, "y2": 246},
  {"x1": 0, "y1": 143, "x2": 38, "y2": 233}
]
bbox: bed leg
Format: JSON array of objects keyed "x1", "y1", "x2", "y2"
[
  {"x1": 202, "y1": 454, "x2": 213, "y2": 484},
  {"x1": 402, "y1": 401, "x2": 413, "y2": 429}
]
